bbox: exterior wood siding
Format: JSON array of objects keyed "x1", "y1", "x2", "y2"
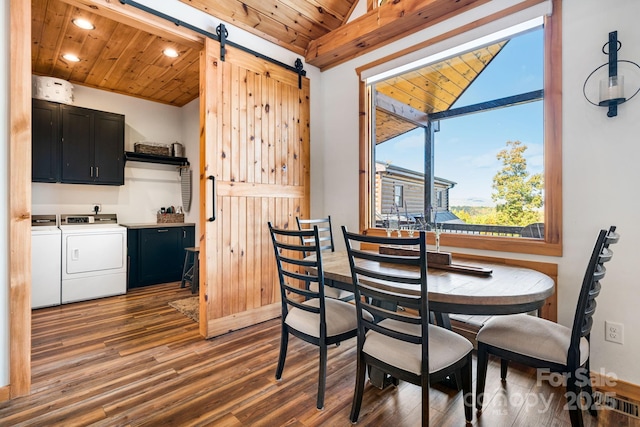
[{"x1": 375, "y1": 162, "x2": 454, "y2": 222}]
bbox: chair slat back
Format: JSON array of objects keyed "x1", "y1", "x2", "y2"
[
  {"x1": 570, "y1": 226, "x2": 619, "y2": 361},
  {"x1": 268, "y1": 223, "x2": 325, "y2": 317},
  {"x1": 296, "y1": 216, "x2": 335, "y2": 254},
  {"x1": 342, "y1": 227, "x2": 428, "y2": 352}
]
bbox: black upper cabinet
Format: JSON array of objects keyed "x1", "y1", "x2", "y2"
[
  {"x1": 32, "y1": 99, "x2": 61, "y2": 182},
  {"x1": 32, "y1": 100, "x2": 125, "y2": 185},
  {"x1": 61, "y1": 104, "x2": 125, "y2": 185},
  {"x1": 60, "y1": 105, "x2": 92, "y2": 183},
  {"x1": 94, "y1": 112, "x2": 125, "y2": 184}
]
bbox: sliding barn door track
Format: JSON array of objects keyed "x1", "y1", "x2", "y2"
[{"x1": 118, "y1": 0, "x2": 306, "y2": 88}]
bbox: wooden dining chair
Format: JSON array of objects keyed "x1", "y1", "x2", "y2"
[
  {"x1": 342, "y1": 227, "x2": 474, "y2": 426},
  {"x1": 268, "y1": 222, "x2": 366, "y2": 410},
  {"x1": 296, "y1": 216, "x2": 353, "y2": 302},
  {"x1": 476, "y1": 226, "x2": 620, "y2": 427},
  {"x1": 296, "y1": 216, "x2": 335, "y2": 253}
]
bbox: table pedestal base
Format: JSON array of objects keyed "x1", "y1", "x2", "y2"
[{"x1": 369, "y1": 365, "x2": 399, "y2": 389}]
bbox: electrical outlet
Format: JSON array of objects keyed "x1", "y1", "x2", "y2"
[
  {"x1": 92, "y1": 204, "x2": 102, "y2": 213},
  {"x1": 605, "y1": 321, "x2": 624, "y2": 344}
]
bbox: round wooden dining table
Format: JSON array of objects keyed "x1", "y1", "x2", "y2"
[
  {"x1": 314, "y1": 250, "x2": 555, "y2": 316},
  {"x1": 308, "y1": 249, "x2": 555, "y2": 390}
]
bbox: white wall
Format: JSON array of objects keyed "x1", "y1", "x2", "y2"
[
  {"x1": 321, "y1": 0, "x2": 640, "y2": 385},
  {"x1": 180, "y1": 97, "x2": 201, "y2": 239},
  {"x1": 0, "y1": 0, "x2": 9, "y2": 389},
  {"x1": 561, "y1": 0, "x2": 640, "y2": 384},
  {"x1": 31, "y1": 85, "x2": 197, "y2": 226}
]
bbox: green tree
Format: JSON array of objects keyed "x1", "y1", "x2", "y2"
[
  {"x1": 452, "y1": 207, "x2": 499, "y2": 225},
  {"x1": 491, "y1": 140, "x2": 543, "y2": 226}
]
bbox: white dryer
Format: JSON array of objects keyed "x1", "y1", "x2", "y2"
[
  {"x1": 60, "y1": 214, "x2": 127, "y2": 304},
  {"x1": 31, "y1": 214, "x2": 62, "y2": 308}
]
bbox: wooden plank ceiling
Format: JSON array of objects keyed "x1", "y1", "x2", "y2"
[
  {"x1": 375, "y1": 41, "x2": 507, "y2": 144},
  {"x1": 31, "y1": 0, "x2": 504, "y2": 138},
  {"x1": 178, "y1": 0, "x2": 361, "y2": 56},
  {"x1": 31, "y1": 0, "x2": 202, "y2": 106}
]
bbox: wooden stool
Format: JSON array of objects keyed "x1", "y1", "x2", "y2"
[{"x1": 180, "y1": 247, "x2": 200, "y2": 294}]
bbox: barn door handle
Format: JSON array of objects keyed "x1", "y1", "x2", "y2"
[{"x1": 208, "y1": 175, "x2": 216, "y2": 222}]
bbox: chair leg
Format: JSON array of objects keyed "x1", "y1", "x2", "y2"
[
  {"x1": 567, "y1": 376, "x2": 585, "y2": 427},
  {"x1": 461, "y1": 353, "x2": 473, "y2": 423},
  {"x1": 180, "y1": 251, "x2": 190, "y2": 288},
  {"x1": 583, "y1": 359, "x2": 598, "y2": 417},
  {"x1": 350, "y1": 355, "x2": 367, "y2": 423},
  {"x1": 275, "y1": 324, "x2": 288, "y2": 380},
  {"x1": 500, "y1": 359, "x2": 509, "y2": 380},
  {"x1": 190, "y1": 251, "x2": 199, "y2": 294},
  {"x1": 476, "y1": 342, "x2": 489, "y2": 412},
  {"x1": 421, "y1": 370, "x2": 430, "y2": 427},
  {"x1": 583, "y1": 381, "x2": 598, "y2": 417},
  {"x1": 317, "y1": 344, "x2": 327, "y2": 410}
]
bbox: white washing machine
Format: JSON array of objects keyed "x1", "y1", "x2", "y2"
[
  {"x1": 60, "y1": 214, "x2": 127, "y2": 304},
  {"x1": 31, "y1": 214, "x2": 62, "y2": 309}
]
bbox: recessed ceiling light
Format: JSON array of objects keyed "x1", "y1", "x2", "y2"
[
  {"x1": 72, "y1": 18, "x2": 95, "y2": 30},
  {"x1": 163, "y1": 48, "x2": 179, "y2": 58},
  {"x1": 62, "y1": 53, "x2": 81, "y2": 62}
]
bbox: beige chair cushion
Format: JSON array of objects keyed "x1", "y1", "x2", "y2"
[
  {"x1": 309, "y1": 282, "x2": 354, "y2": 301},
  {"x1": 476, "y1": 314, "x2": 589, "y2": 366},
  {"x1": 286, "y1": 298, "x2": 371, "y2": 338},
  {"x1": 362, "y1": 319, "x2": 473, "y2": 375}
]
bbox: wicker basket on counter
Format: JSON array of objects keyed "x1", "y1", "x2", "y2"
[
  {"x1": 135, "y1": 142, "x2": 171, "y2": 156},
  {"x1": 157, "y1": 213, "x2": 185, "y2": 223}
]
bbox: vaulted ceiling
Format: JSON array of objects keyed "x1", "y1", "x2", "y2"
[
  {"x1": 31, "y1": 0, "x2": 505, "y2": 145},
  {"x1": 178, "y1": 0, "x2": 361, "y2": 57}
]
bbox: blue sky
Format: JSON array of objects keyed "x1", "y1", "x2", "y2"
[{"x1": 376, "y1": 28, "x2": 544, "y2": 206}]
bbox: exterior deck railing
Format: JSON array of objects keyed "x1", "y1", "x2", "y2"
[
  {"x1": 375, "y1": 220, "x2": 543, "y2": 238},
  {"x1": 436, "y1": 223, "x2": 523, "y2": 236}
]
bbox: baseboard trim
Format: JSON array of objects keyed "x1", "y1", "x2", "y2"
[
  {"x1": 0, "y1": 385, "x2": 10, "y2": 402},
  {"x1": 593, "y1": 371, "x2": 640, "y2": 403},
  {"x1": 205, "y1": 303, "x2": 281, "y2": 338}
]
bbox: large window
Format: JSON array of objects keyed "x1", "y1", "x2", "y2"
[{"x1": 359, "y1": 6, "x2": 562, "y2": 256}]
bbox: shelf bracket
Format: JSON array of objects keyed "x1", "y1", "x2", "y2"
[{"x1": 124, "y1": 151, "x2": 189, "y2": 167}]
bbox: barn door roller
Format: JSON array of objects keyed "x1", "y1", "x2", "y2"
[{"x1": 217, "y1": 24, "x2": 228, "y2": 62}]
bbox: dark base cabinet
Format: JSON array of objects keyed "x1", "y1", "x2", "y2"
[{"x1": 127, "y1": 225, "x2": 195, "y2": 288}]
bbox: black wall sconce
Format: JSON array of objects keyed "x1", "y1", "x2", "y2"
[{"x1": 583, "y1": 31, "x2": 640, "y2": 117}]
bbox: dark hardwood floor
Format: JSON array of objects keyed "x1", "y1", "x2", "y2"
[{"x1": 1, "y1": 283, "x2": 638, "y2": 426}]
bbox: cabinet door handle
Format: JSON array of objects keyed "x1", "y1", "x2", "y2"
[
  {"x1": 183, "y1": 230, "x2": 186, "y2": 238},
  {"x1": 208, "y1": 175, "x2": 216, "y2": 222},
  {"x1": 158, "y1": 229, "x2": 169, "y2": 233},
  {"x1": 95, "y1": 166, "x2": 99, "y2": 178},
  {"x1": 90, "y1": 166, "x2": 94, "y2": 177}
]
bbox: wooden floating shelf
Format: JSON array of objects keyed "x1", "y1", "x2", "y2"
[
  {"x1": 379, "y1": 245, "x2": 493, "y2": 277},
  {"x1": 124, "y1": 151, "x2": 189, "y2": 166}
]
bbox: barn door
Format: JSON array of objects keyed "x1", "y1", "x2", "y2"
[{"x1": 199, "y1": 39, "x2": 310, "y2": 338}]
